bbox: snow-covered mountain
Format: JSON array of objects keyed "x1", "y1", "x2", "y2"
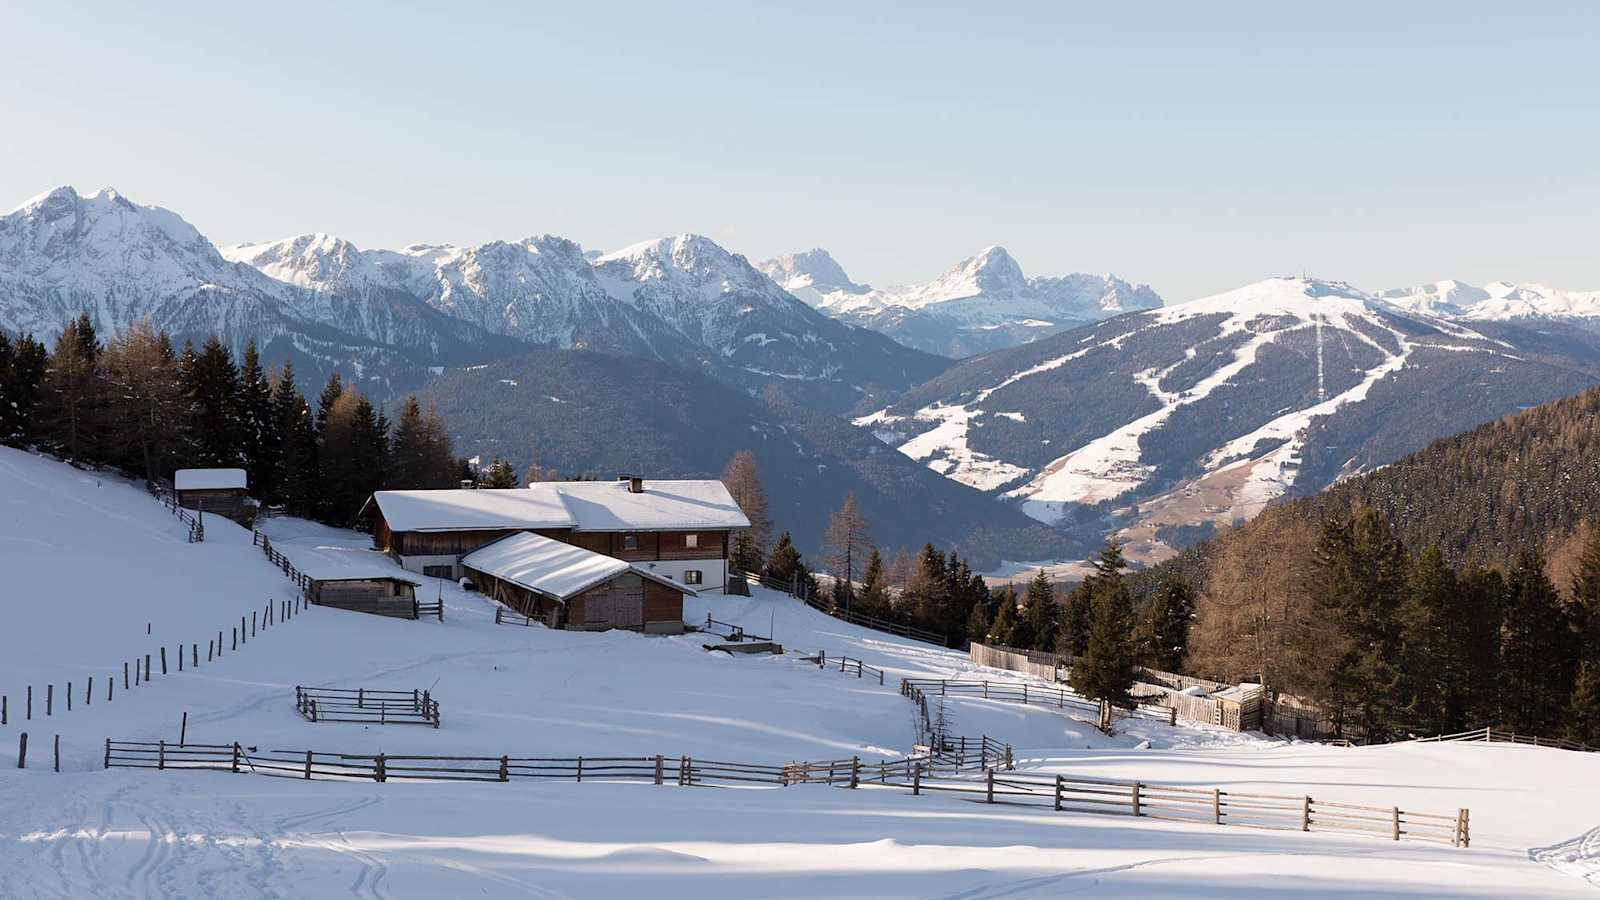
[
  {"x1": 759, "y1": 246, "x2": 1162, "y2": 357},
  {"x1": 1381, "y1": 279, "x2": 1600, "y2": 323},
  {"x1": 860, "y1": 276, "x2": 1600, "y2": 562},
  {"x1": 226, "y1": 231, "x2": 947, "y2": 411}
]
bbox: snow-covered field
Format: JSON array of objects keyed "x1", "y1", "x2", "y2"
[{"x1": 0, "y1": 446, "x2": 1595, "y2": 898}]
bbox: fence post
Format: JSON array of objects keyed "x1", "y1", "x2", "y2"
[
  {"x1": 679, "y1": 755, "x2": 689, "y2": 786},
  {"x1": 232, "y1": 742, "x2": 241, "y2": 773},
  {"x1": 655, "y1": 754, "x2": 664, "y2": 785},
  {"x1": 1131, "y1": 781, "x2": 1141, "y2": 817},
  {"x1": 1054, "y1": 774, "x2": 1063, "y2": 811},
  {"x1": 144, "y1": 655, "x2": 151, "y2": 682},
  {"x1": 577, "y1": 756, "x2": 584, "y2": 783},
  {"x1": 1458, "y1": 809, "x2": 1470, "y2": 848},
  {"x1": 1391, "y1": 807, "x2": 1401, "y2": 841},
  {"x1": 375, "y1": 754, "x2": 387, "y2": 783},
  {"x1": 986, "y1": 768, "x2": 994, "y2": 804},
  {"x1": 67, "y1": 682, "x2": 72, "y2": 712},
  {"x1": 108, "y1": 676, "x2": 113, "y2": 702},
  {"x1": 124, "y1": 663, "x2": 129, "y2": 690},
  {"x1": 161, "y1": 647, "x2": 168, "y2": 675},
  {"x1": 192, "y1": 643, "x2": 198, "y2": 668},
  {"x1": 305, "y1": 750, "x2": 314, "y2": 780},
  {"x1": 26, "y1": 686, "x2": 31, "y2": 720},
  {"x1": 104, "y1": 738, "x2": 111, "y2": 769},
  {"x1": 17, "y1": 732, "x2": 26, "y2": 768},
  {"x1": 180, "y1": 712, "x2": 187, "y2": 746},
  {"x1": 54, "y1": 735, "x2": 60, "y2": 772},
  {"x1": 1213, "y1": 789, "x2": 1222, "y2": 824},
  {"x1": 1004, "y1": 745, "x2": 1014, "y2": 771},
  {"x1": 913, "y1": 763, "x2": 922, "y2": 796},
  {"x1": 158, "y1": 740, "x2": 166, "y2": 771},
  {"x1": 1302, "y1": 796, "x2": 1311, "y2": 832},
  {"x1": 850, "y1": 756, "x2": 860, "y2": 788}
]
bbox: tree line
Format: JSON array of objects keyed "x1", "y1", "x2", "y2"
[
  {"x1": 0, "y1": 316, "x2": 469, "y2": 525},
  {"x1": 1186, "y1": 504, "x2": 1600, "y2": 745}
]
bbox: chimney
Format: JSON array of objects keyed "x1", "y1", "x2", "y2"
[
  {"x1": 629, "y1": 476, "x2": 644, "y2": 494},
  {"x1": 460, "y1": 479, "x2": 475, "y2": 490}
]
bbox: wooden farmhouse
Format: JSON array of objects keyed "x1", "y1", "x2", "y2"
[
  {"x1": 173, "y1": 468, "x2": 252, "y2": 525},
  {"x1": 462, "y1": 532, "x2": 693, "y2": 633},
  {"x1": 359, "y1": 476, "x2": 750, "y2": 593}
]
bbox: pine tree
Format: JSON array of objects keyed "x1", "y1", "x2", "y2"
[
  {"x1": 1572, "y1": 523, "x2": 1600, "y2": 657},
  {"x1": 37, "y1": 314, "x2": 102, "y2": 461},
  {"x1": 1564, "y1": 661, "x2": 1600, "y2": 747},
  {"x1": 1500, "y1": 549, "x2": 1573, "y2": 734},
  {"x1": 1019, "y1": 570, "x2": 1061, "y2": 652},
  {"x1": 271, "y1": 364, "x2": 320, "y2": 516},
  {"x1": 1308, "y1": 509, "x2": 1407, "y2": 739},
  {"x1": 1134, "y1": 576, "x2": 1195, "y2": 672},
  {"x1": 1068, "y1": 541, "x2": 1137, "y2": 709},
  {"x1": 1397, "y1": 546, "x2": 1470, "y2": 735},
  {"x1": 856, "y1": 548, "x2": 890, "y2": 617},
  {"x1": 763, "y1": 532, "x2": 804, "y2": 586},
  {"x1": 481, "y1": 457, "x2": 518, "y2": 488},
  {"x1": 183, "y1": 336, "x2": 243, "y2": 468},
  {"x1": 1058, "y1": 582, "x2": 1093, "y2": 657},
  {"x1": 315, "y1": 372, "x2": 344, "y2": 433},
  {"x1": 986, "y1": 587, "x2": 1020, "y2": 646},
  {"x1": 1458, "y1": 565, "x2": 1508, "y2": 725},
  {"x1": 0, "y1": 331, "x2": 48, "y2": 446},
  {"x1": 721, "y1": 450, "x2": 771, "y2": 556},
  {"x1": 965, "y1": 584, "x2": 995, "y2": 643},
  {"x1": 237, "y1": 340, "x2": 277, "y2": 500},
  {"x1": 730, "y1": 531, "x2": 764, "y2": 574}
]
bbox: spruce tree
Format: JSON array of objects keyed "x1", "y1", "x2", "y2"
[
  {"x1": 271, "y1": 364, "x2": 320, "y2": 516},
  {"x1": 1564, "y1": 661, "x2": 1600, "y2": 747},
  {"x1": 183, "y1": 336, "x2": 243, "y2": 468},
  {"x1": 0, "y1": 332, "x2": 48, "y2": 446},
  {"x1": 856, "y1": 548, "x2": 890, "y2": 617},
  {"x1": 237, "y1": 340, "x2": 277, "y2": 500},
  {"x1": 1308, "y1": 509, "x2": 1406, "y2": 739},
  {"x1": 1068, "y1": 541, "x2": 1137, "y2": 709},
  {"x1": 37, "y1": 315, "x2": 102, "y2": 461},
  {"x1": 763, "y1": 532, "x2": 803, "y2": 586},
  {"x1": 1397, "y1": 546, "x2": 1469, "y2": 735},
  {"x1": 986, "y1": 587, "x2": 1020, "y2": 646},
  {"x1": 1572, "y1": 524, "x2": 1600, "y2": 657},
  {"x1": 1500, "y1": 549, "x2": 1573, "y2": 734},
  {"x1": 1134, "y1": 576, "x2": 1195, "y2": 672},
  {"x1": 481, "y1": 457, "x2": 519, "y2": 488},
  {"x1": 1458, "y1": 566, "x2": 1508, "y2": 725},
  {"x1": 730, "y1": 531, "x2": 764, "y2": 574},
  {"x1": 1058, "y1": 582, "x2": 1094, "y2": 657},
  {"x1": 1019, "y1": 570, "x2": 1060, "y2": 652}
]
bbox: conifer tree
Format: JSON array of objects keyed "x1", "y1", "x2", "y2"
[
  {"x1": 730, "y1": 531, "x2": 764, "y2": 574},
  {"x1": 1572, "y1": 524, "x2": 1600, "y2": 656},
  {"x1": 0, "y1": 331, "x2": 47, "y2": 446},
  {"x1": 763, "y1": 531, "x2": 804, "y2": 586},
  {"x1": 986, "y1": 586, "x2": 1020, "y2": 646},
  {"x1": 1458, "y1": 565, "x2": 1508, "y2": 725},
  {"x1": 1308, "y1": 509, "x2": 1406, "y2": 739},
  {"x1": 1019, "y1": 570, "x2": 1061, "y2": 652},
  {"x1": 1564, "y1": 661, "x2": 1600, "y2": 747},
  {"x1": 1500, "y1": 549, "x2": 1573, "y2": 734},
  {"x1": 1068, "y1": 540, "x2": 1137, "y2": 708},
  {"x1": 1397, "y1": 545, "x2": 1470, "y2": 735},
  {"x1": 100, "y1": 323, "x2": 186, "y2": 480},
  {"x1": 480, "y1": 457, "x2": 518, "y2": 488},
  {"x1": 271, "y1": 364, "x2": 320, "y2": 516},
  {"x1": 37, "y1": 314, "x2": 102, "y2": 461},
  {"x1": 1134, "y1": 576, "x2": 1195, "y2": 672},
  {"x1": 721, "y1": 450, "x2": 771, "y2": 556},
  {"x1": 183, "y1": 336, "x2": 243, "y2": 468},
  {"x1": 237, "y1": 340, "x2": 277, "y2": 499},
  {"x1": 856, "y1": 548, "x2": 890, "y2": 617}
]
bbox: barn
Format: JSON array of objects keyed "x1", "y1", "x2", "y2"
[
  {"x1": 462, "y1": 532, "x2": 694, "y2": 634},
  {"x1": 359, "y1": 477, "x2": 750, "y2": 591},
  {"x1": 174, "y1": 468, "x2": 252, "y2": 525},
  {"x1": 307, "y1": 575, "x2": 422, "y2": 619}
]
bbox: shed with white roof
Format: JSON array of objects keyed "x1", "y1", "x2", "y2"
[{"x1": 461, "y1": 532, "x2": 694, "y2": 633}]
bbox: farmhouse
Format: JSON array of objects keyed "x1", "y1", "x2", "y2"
[
  {"x1": 359, "y1": 476, "x2": 750, "y2": 592},
  {"x1": 173, "y1": 468, "x2": 251, "y2": 525},
  {"x1": 463, "y1": 532, "x2": 694, "y2": 633}
]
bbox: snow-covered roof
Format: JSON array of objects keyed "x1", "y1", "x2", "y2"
[
  {"x1": 367, "y1": 480, "x2": 750, "y2": 534},
  {"x1": 365, "y1": 488, "x2": 575, "y2": 533},
  {"x1": 555, "y1": 480, "x2": 751, "y2": 532},
  {"x1": 461, "y1": 532, "x2": 696, "y2": 601},
  {"x1": 174, "y1": 468, "x2": 247, "y2": 491}
]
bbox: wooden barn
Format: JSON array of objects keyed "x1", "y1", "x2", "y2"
[
  {"x1": 174, "y1": 468, "x2": 252, "y2": 526},
  {"x1": 462, "y1": 532, "x2": 693, "y2": 634},
  {"x1": 359, "y1": 477, "x2": 749, "y2": 591},
  {"x1": 308, "y1": 575, "x2": 422, "y2": 618}
]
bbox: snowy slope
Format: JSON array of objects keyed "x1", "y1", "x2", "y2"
[
  {"x1": 0, "y1": 448, "x2": 1596, "y2": 898},
  {"x1": 1383, "y1": 279, "x2": 1600, "y2": 323},
  {"x1": 760, "y1": 246, "x2": 1163, "y2": 357},
  {"x1": 865, "y1": 277, "x2": 1600, "y2": 562}
]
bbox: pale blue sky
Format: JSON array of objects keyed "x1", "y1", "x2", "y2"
[{"x1": 3, "y1": 2, "x2": 1596, "y2": 300}]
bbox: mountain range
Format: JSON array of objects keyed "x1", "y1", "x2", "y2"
[
  {"x1": 859, "y1": 276, "x2": 1600, "y2": 563},
  {"x1": 759, "y1": 246, "x2": 1162, "y2": 357}
]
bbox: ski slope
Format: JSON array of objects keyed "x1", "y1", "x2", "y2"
[{"x1": 0, "y1": 447, "x2": 1595, "y2": 898}]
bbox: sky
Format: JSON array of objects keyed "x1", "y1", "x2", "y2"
[{"x1": 3, "y1": 2, "x2": 1597, "y2": 301}]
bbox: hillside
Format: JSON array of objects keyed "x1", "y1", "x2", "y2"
[
  {"x1": 1168, "y1": 383, "x2": 1600, "y2": 574},
  {"x1": 861, "y1": 277, "x2": 1600, "y2": 562},
  {"x1": 422, "y1": 346, "x2": 1075, "y2": 567},
  {"x1": 0, "y1": 447, "x2": 1596, "y2": 897}
]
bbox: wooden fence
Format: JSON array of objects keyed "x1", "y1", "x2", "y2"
[
  {"x1": 1416, "y1": 726, "x2": 1597, "y2": 753},
  {"x1": 145, "y1": 479, "x2": 204, "y2": 542},
  {"x1": 294, "y1": 687, "x2": 441, "y2": 727},
  {"x1": 795, "y1": 651, "x2": 885, "y2": 685},
  {"x1": 102, "y1": 739, "x2": 1468, "y2": 847},
  {"x1": 251, "y1": 531, "x2": 313, "y2": 596},
  {"x1": 901, "y1": 678, "x2": 1177, "y2": 726}
]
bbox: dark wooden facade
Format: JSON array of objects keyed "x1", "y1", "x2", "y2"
[
  {"x1": 309, "y1": 577, "x2": 420, "y2": 619},
  {"x1": 464, "y1": 567, "x2": 687, "y2": 634},
  {"x1": 177, "y1": 487, "x2": 252, "y2": 526},
  {"x1": 369, "y1": 506, "x2": 730, "y2": 569},
  {"x1": 376, "y1": 524, "x2": 573, "y2": 559}
]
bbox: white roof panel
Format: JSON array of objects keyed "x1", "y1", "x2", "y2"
[
  {"x1": 369, "y1": 487, "x2": 575, "y2": 533},
  {"x1": 175, "y1": 468, "x2": 247, "y2": 490},
  {"x1": 463, "y1": 532, "x2": 695, "y2": 601},
  {"x1": 555, "y1": 480, "x2": 751, "y2": 532}
]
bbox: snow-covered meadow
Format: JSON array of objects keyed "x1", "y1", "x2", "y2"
[{"x1": 0, "y1": 446, "x2": 1595, "y2": 898}]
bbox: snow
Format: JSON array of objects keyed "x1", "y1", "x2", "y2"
[
  {"x1": 365, "y1": 487, "x2": 575, "y2": 533},
  {"x1": 173, "y1": 468, "x2": 247, "y2": 491},
  {"x1": 462, "y1": 532, "x2": 639, "y2": 600},
  {"x1": 2, "y1": 447, "x2": 1598, "y2": 898},
  {"x1": 553, "y1": 479, "x2": 751, "y2": 532}
]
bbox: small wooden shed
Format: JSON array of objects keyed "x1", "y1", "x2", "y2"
[
  {"x1": 174, "y1": 468, "x2": 251, "y2": 525},
  {"x1": 462, "y1": 532, "x2": 692, "y2": 634},
  {"x1": 309, "y1": 576, "x2": 422, "y2": 618}
]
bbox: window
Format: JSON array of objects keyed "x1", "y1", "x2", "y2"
[
  {"x1": 623, "y1": 533, "x2": 639, "y2": 551},
  {"x1": 683, "y1": 570, "x2": 703, "y2": 585},
  {"x1": 684, "y1": 533, "x2": 699, "y2": 549},
  {"x1": 423, "y1": 565, "x2": 453, "y2": 579}
]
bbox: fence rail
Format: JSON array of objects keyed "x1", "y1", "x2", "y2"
[
  {"x1": 795, "y1": 650, "x2": 885, "y2": 685},
  {"x1": 294, "y1": 687, "x2": 441, "y2": 728},
  {"x1": 103, "y1": 738, "x2": 1468, "y2": 847},
  {"x1": 146, "y1": 480, "x2": 203, "y2": 542},
  {"x1": 902, "y1": 678, "x2": 1176, "y2": 726},
  {"x1": 251, "y1": 532, "x2": 312, "y2": 595},
  {"x1": 1415, "y1": 726, "x2": 1596, "y2": 753},
  {"x1": 495, "y1": 607, "x2": 540, "y2": 627}
]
